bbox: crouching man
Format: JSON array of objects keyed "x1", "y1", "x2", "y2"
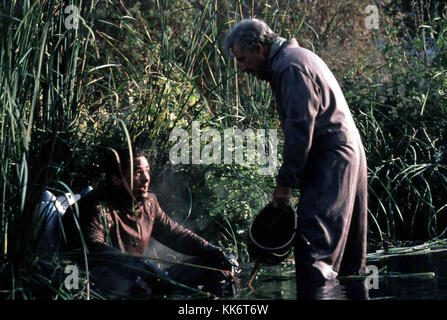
[
  {"x1": 223, "y1": 19, "x2": 368, "y2": 298},
  {"x1": 62, "y1": 147, "x2": 238, "y2": 297}
]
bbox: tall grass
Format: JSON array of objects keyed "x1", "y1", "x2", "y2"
[
  {"x1": 0, "y1": 0, "x2": 98, "y2": 298},
  {"x1": 345, "y1": 4, "x2": 447, "y2": 242},
  {"x1": 0, "y1": 0, "x2": 446, "y2": 299}
]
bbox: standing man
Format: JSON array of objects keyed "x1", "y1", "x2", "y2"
[{"x1": 224, "y1": 19, "x2": 368, "y2": 290}]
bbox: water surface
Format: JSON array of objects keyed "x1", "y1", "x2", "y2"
[{"x1": 235, "y1": 250, "x2": 447, "y2": 300}]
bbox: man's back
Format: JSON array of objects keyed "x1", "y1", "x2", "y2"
[{"x1": 268, "y1": 38, "x2": 359, "y2": 139}]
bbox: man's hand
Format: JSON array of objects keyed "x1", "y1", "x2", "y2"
[
  {"x1": 205, "y1": 244, "x2": 239, "y2": 271},
  {"x1": 273, "y1": 185, "x2": 292, "y2": 207}
]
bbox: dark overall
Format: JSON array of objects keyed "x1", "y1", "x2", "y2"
[{"x1": 267, "y1": 39, "x2": 368, "y2": 291}]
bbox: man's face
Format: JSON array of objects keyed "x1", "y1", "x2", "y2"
[
  {"x1": 122, "y1": 156, "x2": 151, "y2": 201},
  {"x1": 232, "y1": 43, "x2": 269, "y2": 80}
]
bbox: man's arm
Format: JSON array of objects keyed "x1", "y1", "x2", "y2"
[
  {"x1": 273, "y1": 185, "x2": 292, "y2": 207},
  {"x1": 275, "y1": 65, "x2": 321, "y2": 189},
  {"x1": 151, "y1": 196, "x2": 210, "y2": 256},
  {"x1": 150, "y1": 195, "x2": 238, "y2": 270}
]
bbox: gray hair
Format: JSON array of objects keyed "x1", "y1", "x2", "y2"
[{"x1": 223, "y1": 18, "x2": 278, "y2": 57}]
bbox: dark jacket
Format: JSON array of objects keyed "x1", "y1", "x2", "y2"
[
  {"x1": 62, "y1": 186, "x2": 210, "y2": 256},
  {"x1": 267, "y1": 38, "x2": 361, "y2": 188},
  {"x1": 266, "y1": 38, "x2": 368, "y2": 279}
]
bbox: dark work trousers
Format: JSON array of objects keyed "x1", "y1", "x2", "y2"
[{"x1": 293, "y1": 132, "x2": 368, "y2": 298}]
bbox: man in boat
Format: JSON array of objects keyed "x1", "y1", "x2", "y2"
[
  {"x1": 223, "y1": 19, "x2": 368, "y2": 295},
  {"x1": 62, "y1": 147, "x2": 238, "y2": 297}
]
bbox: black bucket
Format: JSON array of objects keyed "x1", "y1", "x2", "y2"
[{"x1": 247, "y1": 202, "x2": 297, "y2": 265}]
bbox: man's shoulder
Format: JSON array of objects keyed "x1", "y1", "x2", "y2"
[
  {"x1": 144, "y1": 192, "x2": 159, "y2": 206},
  {"x1": 142, "y1": 192, "x2": 165, "y2": 220},
  {"x1": 72, "y1": 186, "x2": 117, "y2": 217},
  {"x1": 272, "y1": 40, "x2": 323, "y2": 75},
  {"x1": 282, "y1": 39, "x2": 318, "y2": 60},
  {"x1": 61, "y1": 186, "x2": 107, "y2": 248}
]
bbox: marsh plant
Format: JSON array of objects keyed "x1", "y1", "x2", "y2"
[{"x1": 0, "y1": 0, "x2": 446, "y2": 299}]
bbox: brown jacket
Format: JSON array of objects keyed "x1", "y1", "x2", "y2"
[{"x1": 62, "y1": 186, "x2": 210, "y2": 256}]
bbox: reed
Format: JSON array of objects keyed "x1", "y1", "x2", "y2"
[
  {"x1": 0, "y1": 0, "x2": 98, "y2": 299},
  {"x1": 0, "y1": 0, "x2": 446, "y2": 299}
]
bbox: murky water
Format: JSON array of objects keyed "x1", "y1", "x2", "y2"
[
  {"x1": 235, "y1": 250, "x2": 447, "y2": 300},
  {"x1": 367, "y1": 250, "x2": 447, "y2": 300},
  {"x1": 90, "y1": 247, "x2": 447, "y2": 300}
]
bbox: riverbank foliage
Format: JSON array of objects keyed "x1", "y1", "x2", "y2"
[{"x1": 0, "y1": 0, "x2": 446, "y2": 299}]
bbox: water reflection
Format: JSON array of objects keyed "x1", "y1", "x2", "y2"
[
  {"x1": 239, "y1": 250, "x2": 447, "y2": 300},
  {"x1": 239, "y1": 263, "x2": 371, "y2": 300},
  {"x1": 368, "y1": 250, "x2": 447, "y2": 300},
  {"x1": 298, "y1": 279, "x2": 370, "y2": 300}
]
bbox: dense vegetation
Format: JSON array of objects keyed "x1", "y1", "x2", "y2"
[{"x1": 0, "y1": 0, "x2": 446, "y2": 299}]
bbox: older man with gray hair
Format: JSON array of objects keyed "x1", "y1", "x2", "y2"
[{"x1": 224, "y1": 19, "x2": 368, "y2": 293}]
